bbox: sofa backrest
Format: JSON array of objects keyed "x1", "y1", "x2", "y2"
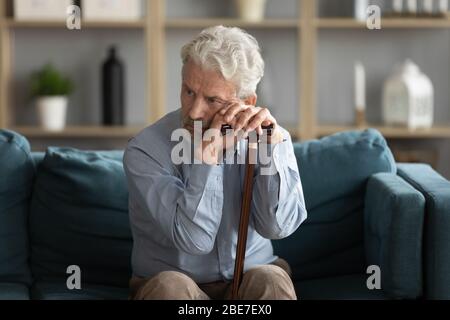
[
  {"x1": 272, "y1": 129, "x2": 396, "y2": 281},
  {"x1": 31, "y1": 152, "x2": 45, "y2": 169},
  {"x1": 0, "y1": 130, "x2": 34, "y2": 286},
  {"x1": 29, "y1": 147, "x2": 132, "y2": 288}
]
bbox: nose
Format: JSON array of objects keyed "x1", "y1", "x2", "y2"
[{"x1": 188, "y1": 97, "x2": 207, "y2": 121}]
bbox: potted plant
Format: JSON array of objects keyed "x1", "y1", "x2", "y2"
[{"x1": 30, "y1": 64, "x2": 74, "y2": 131}]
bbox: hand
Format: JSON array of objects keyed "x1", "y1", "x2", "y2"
[
  {"x1": 222, "y1": 103, "x2": 284, "y2": 145},
  {"x1": 193, "y1": 103, "x2": 237, "y2": 165},
  {"x1": 194, "y1": 102, "x2": 284, "y2": 164}
]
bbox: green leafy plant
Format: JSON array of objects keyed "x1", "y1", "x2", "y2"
[{"x1": 30, "y1": 64, "x2": 74, "y2": 97}]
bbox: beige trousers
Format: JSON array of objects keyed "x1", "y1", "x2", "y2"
[{"x1": 129, "y1": 259, "x2": 297, "y2": 300}]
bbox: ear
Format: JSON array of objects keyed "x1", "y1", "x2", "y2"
[{"x1": 243, "y1": 94, "x2": 257, "y2": 107}]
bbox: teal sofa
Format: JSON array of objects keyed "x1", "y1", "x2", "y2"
[{"x1": 1, "y1": 128, "x2": 449, "y2": 300}]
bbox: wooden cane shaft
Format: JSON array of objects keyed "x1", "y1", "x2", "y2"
[{"x1": 231, "y1": 147, "x2": 256, "y2": 300}]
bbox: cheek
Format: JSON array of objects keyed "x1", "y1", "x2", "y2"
[{"x1": 180, "y1": 93, "x2": 190, "y2": 112}]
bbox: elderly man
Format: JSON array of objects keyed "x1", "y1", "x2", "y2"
[{"x1": 124, "y1": 26, "x2": 307, "y2": 300}]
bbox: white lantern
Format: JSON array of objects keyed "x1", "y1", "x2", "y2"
[{"x1": 382, "y1": 60, "x2": 434, "y2": 130}]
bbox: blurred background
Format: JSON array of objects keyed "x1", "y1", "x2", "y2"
[{"x1": 0, "y1": 0, "x2": 449, "y2": 178}]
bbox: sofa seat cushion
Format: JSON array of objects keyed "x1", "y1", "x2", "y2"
[
  {"x1": 0, "y1": 130, "x2": 34, "y2": 286},
  {"x1": 295, "y1": 274, "x2": 387, "y2": 300},
  {"x1": 31, "y1": 281, "x2": 129, "y2": 300},
  {"x1": 29, "y1": 148, "x2": 132, "y2": 288},
  {"x1": 0, "y1": 283, "x2": 30, "y2": 300}
]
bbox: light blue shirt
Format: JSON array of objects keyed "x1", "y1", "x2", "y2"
[{"x1": 123, "y1": 109, "x2": 307, "y2": 284}]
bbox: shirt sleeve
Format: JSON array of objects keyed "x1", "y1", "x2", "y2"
[
  {"x1": 123, "y1": 140, "x2": 224, "y2": 256},
  {"x1": 251, "y1": 128, "x2": 307, "y2": 239}
]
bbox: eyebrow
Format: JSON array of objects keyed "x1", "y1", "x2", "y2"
[{"x1": 183, "y1": 83, "x2": 229, "y2": 103}]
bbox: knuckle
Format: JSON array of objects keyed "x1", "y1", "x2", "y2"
[{"x1": 254, "y1": 115, "x2": 264, "y2": 123}]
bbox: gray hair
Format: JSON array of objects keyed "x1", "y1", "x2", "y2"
[{"x1": 181, "y1": 25, "x2": 265, "y2": 98}]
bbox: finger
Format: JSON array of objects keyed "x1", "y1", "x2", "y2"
[
  {"x1": 261, "y1": 119, "x2": 274, "y2": 127},
  {"x1": 219, "y1": 102, "x2": 236, "y2": 116},
  {"x1": 223, "y1": 103, "x2": 249, "y2": 123},
  {"x1": 245, "y1": 108, "x2": 271, "y2": 133},
  {"x1": 261, "y1": 114, "x2": 277, "y2": 130},
  {"x1": 253, "y1": 125, "x2": 262, "y2": 136},
  {"x1": 210, "y1": 111, "x2": 228, "y2": 131},
  {"x1": 227, "y1": 97, "x2": 242, "y2": 106},
  {"x1": 213, "y1": 101, "x2": 239, "y2": 127},
  {"x1": 223, "y1": 102, "x2": 244, "y2": 123},
  {"x1": 234, "y1": 107, "x2": 261, "y2": 133}
]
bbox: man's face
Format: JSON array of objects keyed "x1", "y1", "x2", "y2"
[{"x1": 181, "y1": 60, "x2": 237, "y2": 134}]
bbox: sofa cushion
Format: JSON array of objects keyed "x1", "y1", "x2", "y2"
[
  {"x1": 31, "y1": 152, "x2": 45, "y2": 169},
  {"x1": 31, "y1": 281, "x2": 129, "y2": 300},
  {"x1": 397, "y1": 163, "x2": 450, "y2": 299},
  {"x1": 273, "y1": 129, "x2": 396, "y2": 281},
  {"x1": 0, "y1": 130, "x2": 34, "y2": 286},
  {"x1": 0, "y1": 283, "x2": 30, "y2": 300},
  {"x1": 29, "y1": 148, "x2": 132, "y2": 288},
  {"x1": 364, "y1": 173, "x2": 424, "y2": 299},
  {"x1": 295, "y1": 274, "x2": 387, "y2": 300}
]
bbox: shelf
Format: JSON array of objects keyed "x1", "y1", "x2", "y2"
[
  {"x1": 11, "y1": 126, "x2": 145, "y2": 138},
  {"x1": 315, "y1": 18, "x2": 450, "y2": 29},
  {"x1": 165, "y1": 18, "x2": 300, "y2": 29},
  {"x1": 4, "y1": 19, "x2": 146, "y2": 29},
  {"x1": 10, "y1": 124, "x2": 302, "y2": 140},
  {"x1": 317, "y1": 125, "x2": 450, "y2": 139}
]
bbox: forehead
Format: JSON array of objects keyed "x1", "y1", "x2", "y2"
[{"x1": 182, "y1": 60, "x2": 235, "y2": 96}]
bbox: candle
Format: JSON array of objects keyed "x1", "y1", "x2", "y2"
[
  {"x1": 355, "y1": 62, "x2": 366, "y2": 112},
  {"x1": 406, "y1": 0, "x2": 418, "y2": 14},
  {"x1": 354, "y1": 0, "x2": 369, "y2": 22},
  {"x1": 393, "y1": 0, "x2": 403, "y2": 14},
  {"x1": 423, "y1": 0, "x2": 434, "y2": 15},
  {"x1": 439, "y1": 0, "x2": 449, "y2": 14}
]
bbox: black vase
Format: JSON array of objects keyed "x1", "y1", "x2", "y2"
[{"x1": 102, "y1": 46, "x2": 125, "y2": 126}]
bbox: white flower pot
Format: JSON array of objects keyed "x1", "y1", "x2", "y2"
[
  {"x1": 234, "y1": 0, "x2": 267, "y2": 22},
  {"x1": 382, "y1": 60, "x2": 434, "y2": 130},
  {"x1": 36, "y1": 96, "x2": 68, "y2": 131}
]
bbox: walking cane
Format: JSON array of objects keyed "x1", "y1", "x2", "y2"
[{"x1": 222, "y1": 124, "x2": 273, "y2": 300}]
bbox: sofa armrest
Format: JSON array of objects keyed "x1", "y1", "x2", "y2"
[
  {"x1": 397, "y1": 163, "x2": 450, "y2": 300},
  {"x1": 364, "y1": 173, "x2": 425, "y2": 299}
]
